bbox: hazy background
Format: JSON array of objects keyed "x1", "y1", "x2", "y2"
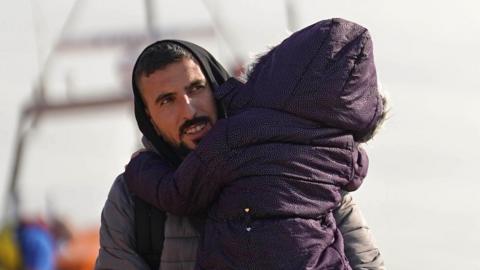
[{"x1": 1, "y1": 0, "x2": 480, "y2": 269}]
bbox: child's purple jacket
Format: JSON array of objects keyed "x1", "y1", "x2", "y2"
[{"x1": 126, "y1": 18, "x2": 383, "y2": 270}]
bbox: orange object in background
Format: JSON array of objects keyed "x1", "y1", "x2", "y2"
[{"x1": 56, "y1": 227, "x2": 99, "y2": 270}]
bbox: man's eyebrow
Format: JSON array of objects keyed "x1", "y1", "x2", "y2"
[
  {"x1": 154, "y1": 92, "x2": 174, "y2": 105},
  {"x1": 185, "y1": 79, "x2": 206, "y2": 91}
]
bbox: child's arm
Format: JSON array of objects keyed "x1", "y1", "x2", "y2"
[
  {"x1": 124, "y1": 151, "x2": 218, "y2": 215},
  {"x1": 124, "y1": 121, "x2": 230, "y2": 215}
]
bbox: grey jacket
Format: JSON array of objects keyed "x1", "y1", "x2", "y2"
[{"x1": 95, "y1": 174, "x2": 384, "y2": 270}]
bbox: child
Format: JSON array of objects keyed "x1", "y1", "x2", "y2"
[{"x1": 126, "y1": 18, "x2": 386, "y2": 270}]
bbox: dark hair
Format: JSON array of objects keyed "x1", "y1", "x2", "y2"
[{"x1": 133, "y1": 42, "x2": 195, "y2": 90}]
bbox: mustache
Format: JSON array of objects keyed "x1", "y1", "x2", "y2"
[{"x1": 179, "y1": 116, "x2": 211, "y2": 136}]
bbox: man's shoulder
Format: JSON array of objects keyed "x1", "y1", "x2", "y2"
[
  {"x1": 102, "y1": 173, "x2": 136, "y2": 222},
  {"x1": 108, "y1": 173, "x2": 133, "y2": 201}
]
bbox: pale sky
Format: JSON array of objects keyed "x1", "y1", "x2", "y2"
[{"x1": 1, "y1": 1, "x2": 480, "y2": 269}]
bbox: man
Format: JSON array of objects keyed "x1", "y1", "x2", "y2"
[{"x1": 95, "y1": 40, "x2": 385, "y2": 270}]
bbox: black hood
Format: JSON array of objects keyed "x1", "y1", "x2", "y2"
[{"x1": 132, "y1": 40, "x2": 230, "y2": 167}]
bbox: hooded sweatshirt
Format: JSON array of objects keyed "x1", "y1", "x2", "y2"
[{"x1": 126, "y1": 18, "x2": 383, "y2": 270}]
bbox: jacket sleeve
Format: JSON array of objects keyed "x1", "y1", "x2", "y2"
[
  {"x1": 125, "y1": 152, "x2": 227, "y2": 215},
  {"x1": 124, "y1": 148, "x2": 226, "y2": 216},
  {"x1": 95, "y1": 174, "x2": 151, "y2": 270},
  {"x1": 125, "y1": 121, "x2": 230, "y2": 216},
  {"x1": 333, "y1": 192, "x2": 385, "y2": 270}
]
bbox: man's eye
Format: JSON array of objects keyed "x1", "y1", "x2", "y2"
[
  {"x1": 192, "y1": 85, "x2": 205, "y2": 92},
  {"x1": 160, "y1": 97, "x2": 174, "y2": 106}
]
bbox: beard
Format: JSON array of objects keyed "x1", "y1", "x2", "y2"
[
  {"x1": 174, "y1": 141, "x2": 192, "y2": 158},
  {"x1": 150, "y1": 115, "x2": 212, "y2": 159}
]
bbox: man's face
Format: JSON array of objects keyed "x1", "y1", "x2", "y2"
[{"x1": 139, "y1": 57, "x2": 218, "y2": 150}]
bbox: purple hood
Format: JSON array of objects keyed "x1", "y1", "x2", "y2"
[{"x1": 217, "y1": 18, "x2": 382, "y2": 141}]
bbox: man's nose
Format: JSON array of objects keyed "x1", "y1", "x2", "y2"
[{"x1": 180, "y1": 94, "x2": 196, "y2": 119}]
